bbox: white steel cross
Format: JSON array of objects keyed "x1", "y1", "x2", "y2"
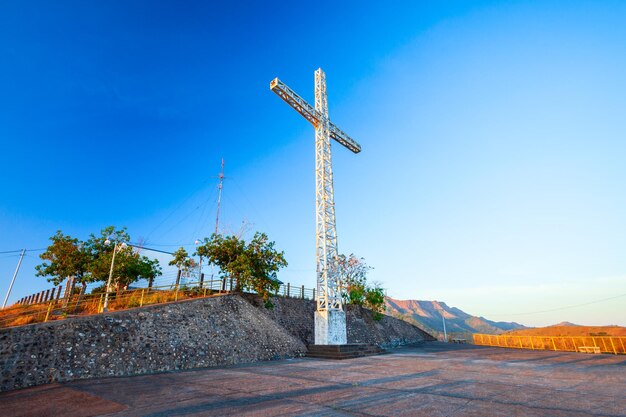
[{"x1": 271, "y1": 68, "x2": 361, "y2": 344}]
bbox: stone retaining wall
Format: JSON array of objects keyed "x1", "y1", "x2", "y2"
[
  {"x1": 0, "y1": 294, "x2": 434, "y2": 392},
  {"x1": 0, "y1": 295, "x2": 305, "y2": 392},
  {"x1": 244, "y1": 295, "x2": 435, "y2": 347}
]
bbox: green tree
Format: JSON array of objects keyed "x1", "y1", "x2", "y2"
[
  {"x1": 169, "y1": 247, "x2": 195, "y2": 284},
  {"x1": 195, "y1": 234, "x2": 245, "y2": 289},
  {"x1": 364, "y1": 285, "x2": 386, "y2": 321},
  {"x1": 36, "y1": 231, "x2": 92, "y2": 294},
  {"x1": 337, "y1": 254, "x2": 371, "y2": 305},
  {"x1": 337, "y1": 254, "x2": 386, "y2": 321},
  {"x1": 86, "y1": 226, "x2": 161, "y2": 291},
  {"x1": 195, "y1": 232, "x2": 287, "y2": 307},
  {"x1": 115, "y1": 250, "x2": 163, "y2": 289},
  {"x1": 169, "y1": 247, "x2": 190, "y2": 270},
  {"x1": 85, "y1": 226, "x2": 131, "y2": 285},
  {"x1": 139, "y1": 258, "x2": 162, "y2": 288},
  {"x1": 38, "y1": 226, "x2": 163, "y2": 296}
]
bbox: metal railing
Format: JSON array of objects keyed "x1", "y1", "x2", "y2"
[
  {"x1": 15, "y1": 285, "x2": 64, "y2": 306},
  {"x1": 473, "y1": 333, "x2": 626, "y2": 355},
  {"x1": 0, "y1": 278, "x2": 316, "y2": 329},
  {"x1": 277, "y1": 282, "x2": 316, "y2": 300}
]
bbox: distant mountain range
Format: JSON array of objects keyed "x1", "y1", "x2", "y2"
[
  {"x1": 549, "y1": 321, "x2": 580, "y2": 327},
  {"x1": 385, "y1": 297, "x2": 526, "y2": 339}
]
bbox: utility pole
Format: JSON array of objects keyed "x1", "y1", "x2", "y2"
[
  {"x1": 437, "y1": 305, "x2": 448, "y2": 342},
  {"x1": 215, "y1": 158, "x2": 225, "y2": 235},
  {"x1": 2, "y1": 249, "x2": 25, "y2": 308}
]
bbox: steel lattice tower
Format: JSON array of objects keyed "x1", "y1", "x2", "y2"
[{"x1": 271, "y1": 68, "x2": 361, "y2": 344}]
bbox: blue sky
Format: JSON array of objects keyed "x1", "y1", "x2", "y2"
[{"x1": 1, "y1": 0, "x2": 625, "y2": 327}]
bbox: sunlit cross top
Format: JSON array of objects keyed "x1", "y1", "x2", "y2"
[{"x1": 271, "y1": 68, "x2": 361, "y2": 345}]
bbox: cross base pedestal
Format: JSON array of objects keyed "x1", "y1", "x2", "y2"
[
  {"x1": 307, "y1": 343, "x2": 387, "y2": 359},
  {"x1": 314, "y1": 309, "x2": 347, "y2": 345}
]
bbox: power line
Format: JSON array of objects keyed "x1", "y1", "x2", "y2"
[
  {"x1": 231, "y1": 177, "x2": 271, "y2": 231},
  {"x1": 128, "y1": 243, "x2": 175, "y2": 256},
  {"x1": 0, "y1": 248, "x2": 45, "y2": 254},
  {"x1": 191, "y1": 190, "x2": 217, "y2": 241},
  {"x1": 133, "y1": 242, "x2": 196, "y2": 247},
  {"x1": 157, "y1": 201, "x2": 206, "y2": 240},
  {"x1": 144, "y1": 178, "x2": 211, "y2": 243}
]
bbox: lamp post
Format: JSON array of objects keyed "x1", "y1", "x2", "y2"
[{"x1": 102, "y1": 240, "x2": 126, "y2": 312}]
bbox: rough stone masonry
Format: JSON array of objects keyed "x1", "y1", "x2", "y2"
[{"x1": 0, "y1": 294, "x2": 432, "y2": 392}]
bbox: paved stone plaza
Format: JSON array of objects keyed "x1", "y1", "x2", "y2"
[{"x1": 1, "y1": 342, "x2": 624, "y2": 416}]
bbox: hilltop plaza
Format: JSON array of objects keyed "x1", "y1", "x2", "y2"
[{"x1": 1, "y1": 342, "x2": 624, "y2": 417}]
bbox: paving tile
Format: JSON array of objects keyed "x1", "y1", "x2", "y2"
[
  {"x1": 347, "y1": 392, "x2": 470, "y2": 417},
  {"x1": 528, "y1": 390, "x2": 625, "y2": 416},
  {"x1": 0, "y1": 384, "x2": 126, "y2": 417},
  {"x1": 2, "y1": 342, "x2": 625, "y2": 417},
  {"x1": 66, "y1": 373, "x2": 221, "y2": 407},
  {"x1": 450, "y1": 400, "x2": 599, "y2": 417}
]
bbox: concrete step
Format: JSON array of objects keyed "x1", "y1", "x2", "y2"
[{"x1": 306, "y1": 344, "x2": 387, "y2": 360}]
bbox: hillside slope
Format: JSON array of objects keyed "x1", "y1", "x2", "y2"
[{"x1": 385, "y1": 297, "x2": 526, "y2": 339}]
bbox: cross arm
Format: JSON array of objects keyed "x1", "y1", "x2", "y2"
[
  {"x1": 270, "y1": 78, "x2": 320, "y2": 127},
  {"x1": 270, "y1": 77, "x2": 362, "y2": 154},
  {"x1": 329, "y1": 125, "x2": 361, "y2": 154}
]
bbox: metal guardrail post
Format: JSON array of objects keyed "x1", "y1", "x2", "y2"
[
  {"x1": 472, "y1": 333, "x2": 626, "y2": 355},
  {"x1": 44, "y1": 301, "x2": 54, "y2": 322}
]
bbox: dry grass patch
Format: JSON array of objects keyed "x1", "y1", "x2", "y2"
[{"x1": 0, "y1": 288, "x2": 219, "y2": 329}]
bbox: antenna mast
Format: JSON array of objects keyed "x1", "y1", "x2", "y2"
[{"x1": 215, "y1": 158, "x2": 225, "y2": 234}]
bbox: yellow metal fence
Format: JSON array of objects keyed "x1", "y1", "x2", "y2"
[{"x1": 473, "y1": 333, "x2": 626, "y2": 355}]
